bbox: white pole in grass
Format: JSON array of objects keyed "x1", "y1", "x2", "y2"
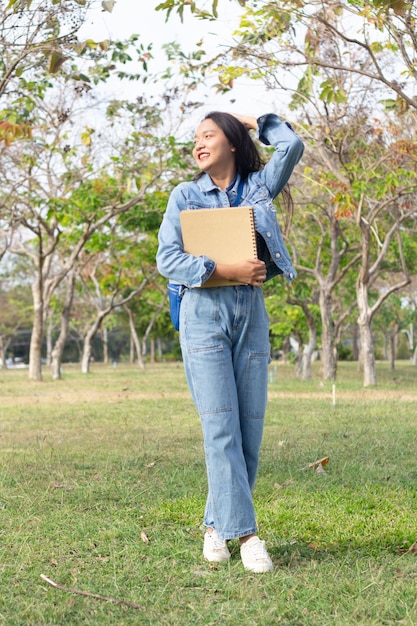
[{"x1": 332, "y1": 383, "x2": 336, "y2": 407}]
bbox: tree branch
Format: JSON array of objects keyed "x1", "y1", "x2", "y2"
[{"x1": 40, "y1": 574, "x2": 144, "y2": 610}]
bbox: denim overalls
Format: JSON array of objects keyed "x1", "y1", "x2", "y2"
[{"x1": 157, "y1": 114, "x2": 304, "y2": 540}]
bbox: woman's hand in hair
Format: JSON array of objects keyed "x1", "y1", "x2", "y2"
[{"x1": 228, "y1": 114, "x2": 258, "y2": 132}]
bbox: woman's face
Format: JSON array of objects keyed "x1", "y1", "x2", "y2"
[{"x1": 192, "y1": 118, "x2": 236, "y2": 176}]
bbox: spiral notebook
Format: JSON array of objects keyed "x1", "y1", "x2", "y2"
[{"x1": 180, "y1": 206, "x2": 257, "y2": 287}]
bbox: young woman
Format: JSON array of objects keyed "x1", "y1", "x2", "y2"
[{"x1": 156, "y1": 112, "x2": 304, "y2": 573}]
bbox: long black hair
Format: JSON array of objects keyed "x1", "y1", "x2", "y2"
[
  {"x1": 196, "y1": 111, "x2": 294, "y2": 223},
  {"x1": 200, "y1": 111, "x2": 264, "y2": 179}
]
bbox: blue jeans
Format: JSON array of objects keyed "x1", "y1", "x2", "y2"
[{"x1": 179, "y1": 285, "x2": 270, "y2": 540}]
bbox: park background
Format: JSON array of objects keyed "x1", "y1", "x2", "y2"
[
  {"x1": 0, "y1": 1, "x2": 417, "y2": 623},
  {"x1": 1, "y1": 0, "x2": 416, "y2": 386}
]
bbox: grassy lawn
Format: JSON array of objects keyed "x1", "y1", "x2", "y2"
[{"x1": 0, "y1": 360, "x2": 416, "y2": 625}]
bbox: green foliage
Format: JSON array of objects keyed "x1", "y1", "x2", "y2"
[
  {"x1": 237, "y1": 3, "x2": 292, "y2": 45},
  {"x1": 319, "y1": 79, "x2": 347, "y2": 105},
  {"x1": 352, "y1": 0, "x2": 411, "y2": 18},
  {"x1": 0, "y1": 283, "x2": 33, "y2": 334},
  {"x1": 266, "y1": 280, "x2": 321, "y2": 353},
  {"x1": 156, "y1": 0, "x2": 220, "y2": 22},
  {"x1": 123, "y1": 192, "x2": 169, "y2": 233},
  {"x1": 66, "y1": 177, "x2": 129, "y2": 216},
  {"x1": 290, "y1": 65, "x2": 319, "y2": 111},
  {"x1": 0, "y1": 2, "x2": 153, "y2": 140},
  {"x1": 6, "y1": 0, "x2": 88, "y2": 6},
  {"x1": 337, "y1": 341, "x2": 354, "y2": 360}
]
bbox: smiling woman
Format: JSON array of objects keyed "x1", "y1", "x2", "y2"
[
  {"x1": 192, "y1": 118, "x2": 238, "y2": 185},
  {"x1": 156, "y1": 110, "x2": 304, "y2": 573}
]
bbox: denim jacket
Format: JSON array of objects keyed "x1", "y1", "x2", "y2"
[{"x1": 156, "y1": 113, "x2": 304, "y2": 287}]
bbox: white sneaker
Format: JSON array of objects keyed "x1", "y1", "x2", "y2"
[
  {"x1": 203, "y1": 529, "x2": 231, "y2": 563},
  {"x1": 240, "y1": 536, "x2": 274, "y2": 573}
]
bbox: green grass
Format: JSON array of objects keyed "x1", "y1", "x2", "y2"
[{"x1": 0, "y1": 361, "x2": 417, "y2": 625}]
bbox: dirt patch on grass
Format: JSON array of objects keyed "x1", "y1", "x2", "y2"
[
  {"x1": 268, "y1": 390, "x2": 417, "y2": 401},
  {"x1": 2, "y1": 388, "x2": 416, "y2": 407},
  {"x1": 0, "y1": 390, "x2": 192, "y2": 406}
]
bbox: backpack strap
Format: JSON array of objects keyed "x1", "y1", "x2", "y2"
[{"x1": 232, "y1": 178, "x2": 245, "y2": 207}]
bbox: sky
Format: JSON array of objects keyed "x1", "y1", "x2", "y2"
[{"x1": 78, "y1": 0, "x2": 282, "y2": 135}]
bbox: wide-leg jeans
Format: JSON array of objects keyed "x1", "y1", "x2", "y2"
[{"x1": 179, "y1": 285, "x2": 270, "y2": 540}]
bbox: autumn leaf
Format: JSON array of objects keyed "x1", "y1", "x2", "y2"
[
  {"x1": 0, "y1": 121, "x2": 32, "y2": 145},
  {"x1": 308, "y1": 456, "x2": 330, "y2": 470},
  {"x1": 48, "y1": 51, "x2": 69, "y2": 74},
  {"x1": 102, "y1": 0, "x2": 115, "y2": 12},
  {"x1": 81, "y1": 126, "x2": 94, "y2": 146},
  {"x1": 304, "y1": 456, "x2": 330, "y2": 473}
]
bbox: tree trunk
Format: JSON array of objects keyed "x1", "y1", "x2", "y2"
[
  {"x1": 102, "y1": 326, "x2": 109, "y2": 364},
  {"x1": 382, "y1": 334, "x2": 388, "y2": 360},
  {"x1": 51, "y1": 271, "x2": 76, "y2": 380},
  {"x1": 301, "y1": 326, "x2": 316, "y2": 381},
  {"x1": 351, "y1": 324, "x2": 359, "y2": 361},
  {"x1": 319, "y1": 288, "x2": 336, "y2": 381},
  {"x1": 404, "y1": 323, "x2": 414, "y2": 360},
  {"x1": 301, "y1": 302, "x2": 317, "y2": 381},
  {"x1": 0, "y1": 336, "x2": 6, "y2": 368},
  {"x1": 141, "y1": 299, "x2": 166, "y2": 365},
  {"x1": 81, "y1": 313, "x2": 105, "y2": 374},
  {"x1": 28, "y1": 278, "x2": 44, "y2": 381},
  {"x1": 124, "y1": 305, "x2": 145, "y2": 368},
  {"x1": 388, "y1": 334, "x2": 395, "y2": 371},
  {"x1": 129, "y1": 336, "x2": 134, "y2": 364},
  {"x1": 293, "y1": 332, "x2": 304, "y2": 378},
  {"x1": 356, "y1": 281, "x2": 376, "y2": 387},
  {"x1": 46, "y1": 312, "x2": 53, "y2": 367},
  {"x1": 81, "y1": 330, "x2": 94, "y2": 374},
  {"x1": 287, "y1": 298, "x2": 317, "y2": 381},
  {"x1": 281, "y1": 336, "x2": 291, "y2": 363}
]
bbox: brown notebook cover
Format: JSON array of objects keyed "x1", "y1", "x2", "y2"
[{"x1": 180, "y1": 206, "x2": 257, "y2": 287}]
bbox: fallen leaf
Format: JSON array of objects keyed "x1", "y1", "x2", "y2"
[
  {"x1": 140, "y1": 531, "x2": 149, "y2": 544},
  {"x1": 308, "y1": 457, "x2": 330, "y2": 470}
]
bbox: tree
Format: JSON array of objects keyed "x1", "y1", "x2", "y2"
[
  {"x1": 75, "y1": 213, "x2": 159, "y2": 373},
  {"x1": 158, "y1": 0, "x2": 416, "y2": 113},
  {"x1": 3, "y1": 112, "x2": 161, "y2": 381},
  {"x1": 289, "y1": 193, "x2": 361, "y2": 380},
  {"x1": 0, "y1": 279, "x2": 32, "y2": 367},
  {"x1": 157, "y1": 0, "x2": 417, "y2": 386},
  {"x1": 1, "y1": 0, "x2": 161, "y2": 380},
  {"x1": 1, "y1": 0, "x2": 116, "y2": 138},
  {"x1": 49, "y1": 268, "x2": 78, "y2": 379}
]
